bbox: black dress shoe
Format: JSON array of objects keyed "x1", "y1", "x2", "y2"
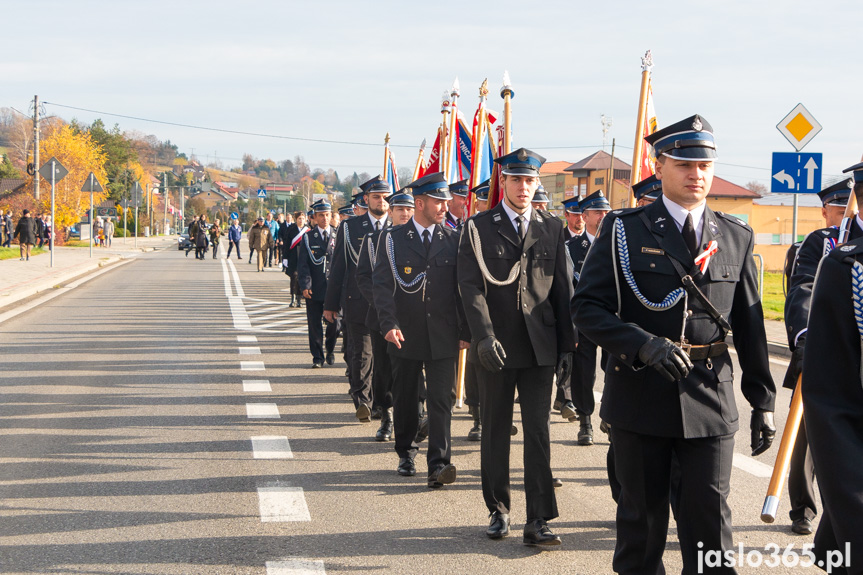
[
  {"x1": 523, "y1": 520, "x2": 561, "y2": 547},
  {"x1": 561, "y1": 401, "x2": 578, "y2": 422},
  {"x1": 428, "y1": 463, "x2": 457, "y2": 488},
  {"x1": 397, "y1": 457, "x2": 416, "y2": 476},
  {"x1": 326, "y1": 353, "x2": 335, "y2": 365},
  {"x1": 552, "y1": 399, "x2": 562, "y2": 412},
  {"x1": 486, "y1": 511, "x2": 510, "y2": 539},
  {"x1": 375, "y1": 408, "x2": 393, "y2": 441},
  {"x1": 552, "y1": 477, "x2": 563, "y2": 488},
  {"x1": 578, "y1": 414, "x2": 594, "y2": 446},
  {"x1": 356, "y1": 404, "x2": 372, "y2": 423},
  {"x1": 312, "y1": 362, "x2": 322, "y2": 369},
  {"x1": 415, "y1": 417, "x2": 429, "y2": 443},
  {"x1": 791, "y1": 517, "x2": 813, "y2": 535}
]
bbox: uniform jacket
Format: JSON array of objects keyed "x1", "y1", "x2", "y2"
[
  {"x1": 564, "y1": 227, "x2": 581, "y2": 242},
  {"x1": 14, "y1": 216, "x2": 37, "y2": 245},
  {"x1": 372, "y1": 221, "x2": 467, "y2": 361},
  {"x1": 565, "y1": 233, "x2": 591, "y2": 286},
  {"x1": 457, "y1": 202, "x2": 576, "y2": 368},
  {"x1": 355, "y1": 225, "x2": 391, "y2": 333},
  {"x1": 444, "y1": 211, "x2": 463, "y2": 231},
  {"x1": 297, "y1": 225, "x2": 336, "y2": 302},
  {"x1": 282, "y1": 223, "x2": 304, "y2": 273},
  {"x1": 572, "y1": 199, "x2": 775, "y2": 438},
  {"x1": 785, "y1": 222, "x2": 863, "y2": 353},
  {"x1": 248, "y1": 224, "x2": 271, "y2": 251},
  {"x1": 802, "y1": 239, "x2": 863, "y2": 566},
  {"x1": 325, "y1": 214, "x2": 389, "y2": 322}
]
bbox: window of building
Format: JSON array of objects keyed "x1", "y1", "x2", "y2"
[{"x1": 594, "y1": 177, "x2": 604, "y2": 186}]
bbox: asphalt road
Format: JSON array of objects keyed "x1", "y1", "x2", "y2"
[{"x1": 0, "y1": 246, "x2": 817, "y2": 575}]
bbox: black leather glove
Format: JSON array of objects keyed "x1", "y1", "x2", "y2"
[
  {"x1": 782, "y1": 335, "x2": 805, "y2": 390},
  {"x1": 750, "y1": 409, "x2": 776, "y2": 456},
  {"x1": 637, "y1": 337, "x2": 694, "y2": 382},
  {"x1": 555, "y1": 352, "x2": 573, "y2": 384},
  {"x1": 476, "y1": 336, "x2": 506, "y2": 373}
]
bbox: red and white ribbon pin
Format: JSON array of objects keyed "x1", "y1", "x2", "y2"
[{"x1": 694, "y1": 240, "x2": 719, "y2": 273}]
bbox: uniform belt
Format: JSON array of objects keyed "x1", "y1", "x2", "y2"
[{"x1": 675, "y1": 341, "x2": 728, "y2": 361}]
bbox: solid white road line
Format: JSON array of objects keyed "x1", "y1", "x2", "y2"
[
  {"x1": 257, "y1": 485, "x2": 311, "y2": 522},
  {"x1": 246, "y1": 403, "x2": 280, "y2": 419},
  {"x1": 237, "y1": 335, "x2": 258, "y2": 343},
  {"x1": 239, "y1": 347, "x2": 262, "y2": 355},
  {"x1": 265, "y1": 559, "x2": 325, "y2": 574},
  {"x1": 241, "y1": 361, "x2": 265, "y2": 371},
  {"x1": 251, "y1": 436, "x2": 293, "y2": 459},
  {"x1": 732, "y1": 452, "x2": 774, "y2": 478},
  {"x1": 243, "y1": 380, "x2": 272, "y2": 392},
  {"x1": 221, "y1": 259, "x2": 233, "y2": 297},
  {"x1": 226, "y1": 258, "x2": 246, "y2": 298}
]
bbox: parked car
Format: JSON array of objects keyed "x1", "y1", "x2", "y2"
[
  {"x1": 177, "y1": 233, "x2": 192, "y2": 250},
  {"x1": 68, "y1": 225, "x2": 81, "y2": 240}
]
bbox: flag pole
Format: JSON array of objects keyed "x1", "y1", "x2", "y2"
[
  {"x1": 629, "y1": 50, "x2": 653, "y2": 208},
  {"x1": 383, "y1": 132, "x2": 391, "y2": 180},
  {"x1": 440, "y1": 91, "x2": 451, "y2": 177},
  {"x1": 412, "y1": 138, "x2": 427, "y2": 181},
  {"x1": 469, "y1": 79, "x2": 489, "y2": 190},
  {"x1": 501, "y1": 70, "x2": 514, "y2": 155},
  {"x1": 443, "y1": 78, "x2": 460, "y2": 182}
]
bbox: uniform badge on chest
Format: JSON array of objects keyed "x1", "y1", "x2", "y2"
[{"x1": 404, "y1": 267, "x2": 412, "y2": 274}]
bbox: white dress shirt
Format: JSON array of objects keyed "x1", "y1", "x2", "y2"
[
  {"x1": 662, "y1": 195, "x2": 707, "y2": 245},
  {"x1": 501, "y1": 201, "x2": 533, "y2": 237}
]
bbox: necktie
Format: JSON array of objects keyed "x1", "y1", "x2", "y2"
[
  {"x1": 322, "y1": 231, "x2": 328, "y2": 245},
  {"x1": 422, "y1": 230, "x2": 431, "y2": 253},
  {"x1": 515, "y1": 215, "x2": 526, "y2": 242},
  {"x1": 682, "y1": 213, "x2": 698, "y2": 259},
  {"x1": 375, "y1": 220, "x2": 381, "y2": 232}
]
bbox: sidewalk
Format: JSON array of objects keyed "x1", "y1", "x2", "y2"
[
  {"x1": 763, "y1": 319, "x2": 790, "y2": 358},
  {"x1": 0, "y1": 236, "x2": 175, "y2": 311}
]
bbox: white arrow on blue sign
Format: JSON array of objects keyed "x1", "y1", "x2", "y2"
[
  {"x1": 231, "y1": 212, "x2": 239, "y2": 220},
  {"x1": 771, "y1": 152, "x2": 822, "y2": 194},
  {"x1": 257, "y1": 188, "x2": 267, "y2": 198}
]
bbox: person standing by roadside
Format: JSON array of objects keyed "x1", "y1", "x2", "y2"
[
  {"x1": 209, "y1": 218, "x2": 222, "y2": 259},
  {"x1": 248, "y1": 217, "x2": 272, "y2": 272},
  {"x1": 194, "y1": 214, "x2": 209, "y2": 260},
  {"x1": 13, "y1": 209, "x2": 37, "y2": 261},
  {"x1": 34, "y1": 213, "x2": 45, "y2": 248},
  {"x1": 3, "y1": 210, "x2": 12, "y2": 247},
  {"x1": 226, "y1": 219, "x2": 242, "y2": 260},
  {"x1": 185, "y1": 216, "x2": 200, "y2": 258},
  {"x1": 104, "y1": 217, "x2": 115, "y2": 247}
]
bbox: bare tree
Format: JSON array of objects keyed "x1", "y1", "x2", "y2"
[{"x1": 745, "y1": 181, "x2": 768, "y2": 195}]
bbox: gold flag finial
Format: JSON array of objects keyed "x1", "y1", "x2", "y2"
[
  {"x1": 479, "y1": 78, "x2": 489, "y2": 98},
  {"x1": 384, "y1": 132, "x2": 390, "y2": 145}
]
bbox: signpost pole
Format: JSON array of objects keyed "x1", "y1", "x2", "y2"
[
  {"x1": 792, "y1": 195, "x2": 798, "y2": 244},
  {"x1": 89, "y1": 176, "x2": 94, "y2": 258},
  {"x1": 124, "y1": 198, "x2": 128, "y2": 245},
  {"x1": 50, "y1": 160, "x2": 55, "y2": 268}
]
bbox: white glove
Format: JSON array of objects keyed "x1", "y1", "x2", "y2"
[{"x1": 282, "y1": 259, "x2": 288, "y2": 267}]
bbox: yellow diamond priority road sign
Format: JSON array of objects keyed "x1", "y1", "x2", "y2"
[{"x1": 777, "y1": 103, "x2": 822, "y2": 151}]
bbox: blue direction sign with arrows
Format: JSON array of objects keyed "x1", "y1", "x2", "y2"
[
  {"x1": 257, "y1": 188, "x2": 267, "y2": 198},
  {"x1": 771, "y1": 152, "x2": 822, "y2": 194}
]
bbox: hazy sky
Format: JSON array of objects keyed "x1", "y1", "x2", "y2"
[{"x1": 4, "y1": 0, "x2": 862, "y2": 191}]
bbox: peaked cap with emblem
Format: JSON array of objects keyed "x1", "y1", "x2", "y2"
[
  {"x1": 580, "y1": 189, "x2": 611, "y2": 211},
  {"x1": 449, "y1": 179, "x2": 470, "y2": 197},
  {"x1": 407, "y1": 171, "x2": 452, "y2": 200},
  {"x1": 818, "y1": 178, "x2": 853, "y2": 206},
  {"x1": 351, "y1": 191, "x2": 368, "y2": 208},
  {"x1": 471, "y1": 179, "x2": 490, "y2": 201},
  {"x1": 386, "y1": 187, "x2": 415, "y2": 207},
  {"x1": 645, "y1": 114, "x2": 717, "y2": 161},
  {"x1": 632, "y1": 174, "x2": 663, "y2": 201},
  {"x1": 532, "y1": 183, "x2": 550, "y2": 203},
  {"x1": 842, "y1": 161, "x2": 863, "y2": 183},
  {"x1": 494, "y1": 147, "x2": 546, "y2": 176},
  {"x1": 359, "y1": 175, "x2": 390, "y2": 194},
  {"x1": 311, "y1": 199, "x2": 332, "y2": 213},
  {"x1": 562, "y1": 197, "x2": 582, "y2": 214},
  {"x1": 338, "y1": 205, "x2": 354, "y2": 216}
]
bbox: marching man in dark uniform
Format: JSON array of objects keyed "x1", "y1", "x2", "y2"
[
  {"x1": 783, "y1": 177, "x2": 857, "y2": 536},
  {"x1": 445, "y1": 178, "x2": 469, "y2": 229},
  {"x1": 372, "y1": 172, "x2": 468, "y2": 487},
  {"x1": 632, "y1": 174, "x2": 663, "y2": 207},
  {"x1": 563, "y1": 196, "x2": 585, "y2": 241},
  {"x1": 573, "y1": 115, "x2": 776, "y2": 574},
  {"x1": 554, "y1": 197, "x2": 583, "y2": 420},
  {"x1": 458, "y1": 148, "x2": 575, "y2": 546},
  {"x1": 356, "y1": 189, "x2": 415, "y2": 442},
  {"x1": 531, "y1": 183, "x2": 550, "y2": 211},
  {"x1": 297, "y1": 200, "x2": 338, "y2": 369},
  {"x1": 566, "y1": 190, "x2": 610, "y2": 446},
  {"x1": 325, "y1": 177, "x2": 391, "y2": 423},
  {"x1": 803, "y1": 162, "x2": 863, "y2": 574}
]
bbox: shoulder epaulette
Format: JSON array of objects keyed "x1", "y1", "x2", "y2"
[{"x1": 715, "y1": 211, "x2": 750, "y2": 229}]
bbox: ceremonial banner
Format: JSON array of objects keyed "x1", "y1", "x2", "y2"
[
  {"x1": 639, "y1": 81, "x2": 658, "y2": 178},
  {"x1": 385, "y1": 150, "x2": 400, "y2": 192},
  {"x1": 423, "y1": 128, "x2": 442, "y2": 176}
]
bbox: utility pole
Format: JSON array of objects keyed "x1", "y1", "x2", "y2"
[
  {"x1": 33, "y1": 95, "x2": 40, "y2": 200},
  {"x1": 163, "y1": 173, "x2": 168, "y2": 235}
]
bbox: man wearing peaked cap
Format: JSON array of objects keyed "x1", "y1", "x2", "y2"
[
  {"x1": 801, "y1": 160, "x2": 863, "y2": 572},
  {"x1": 458, "y1": 147, "x2": 575, "y2": 546},
  {"x1": 632, "y1": 174, "x2": 663, "y2": 207},
  {"x1": 531, "y1": 183, "x2": 550, "y2": 211},
  {"x1": 445, "y1": 178, "x2": 470, "y2": 230},
  {"x1": 372, "y1": 171, "x2": 469, "y2": 487},
  {"x1": 573, "y1": 115, "x2": 777, "y2": 573},
  {"x1": 297, "y1": 200, "x2": 338, "y2": 368},
  {"x1": 562, "y1": 197, "x2": 584, "y2": 241},
  {"x1": 782, "y1": 175, "x2": 858, "y2": 537},
  {"x1": 352, "y1": 187, "x2": 369, "y2": 217},
  {"x1": 325, "y1": 176, "x2": 392, "y2": 425},
  {"x1": 473, "y1": 180, "x2": 490, "y2": 213}
]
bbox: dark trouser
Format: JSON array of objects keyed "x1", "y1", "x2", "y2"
[
  {"x1": 464, "y1": 360, "x2": 479, "y2": 408},
  {"x1": 371, "y1": 330, "x2": 393, "y2": 409},
  {"x1": 572, "y1": 336, "x2": 599, "y2": 415},
  {"x1": 607, "y1": 440, "x2": 682, "y2": 521},
  {"x1": 479, "y1": 365, "x2": 557, "y2": 521},
  {"x1": 347, "y1": 322, "x2": 374, "y2": 409},
  {"x1": 211, "y1": 242, "x2": 219, "y2": 258},
  {"x1": 391, "y1": 355, "x2": 455, "y2": 472},
  {"x1": 195, "y1": 247, "x2": 205, "y2": 259},
  {"x1": 226, "y1": 240, "x2": 240, "y2": 258},
  {"x1": 610, "y1": 427, "x2": 735, "y2": 575},
  {"x1": 249, "y1": 248, "x2": 255, "y2": 263},
  {"x1": 266, "y1": 244, "x2": 275, "y2": 266},
  {"x1": 305, "y1": 299, "x2": 337, "y2": 363},
  {"x1": 788, "y1": 418, "x2": 817, "y2": 522}
]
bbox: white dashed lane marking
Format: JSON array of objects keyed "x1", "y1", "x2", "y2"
[
  {"x1": 243, "y1": 379, "x2": 272, "y2": 392},
  {"x1": 237, "y1": 335, "x2": 258, "y2": 343},
  {"x1": 239, "y1": 347, "x2": 262, "y2": 355},
  {"x1": 241, "y1": 361, "x2": 265, "y2": 371},
  {"x1": 252, "y1": 436, "x2": 293, "y2": 459},
  {"x1": 246, "y1": 403, "x2": 281, "y2": 419},
  {"x1": 257, "y1": 485, "x2": 311, "y2": 522},
  {"x1": 266, "y1": 559, "x2": 325, "y2": 574},
  {"x1": 732, "y1": 453, "x2": 774, "y2": 478}
]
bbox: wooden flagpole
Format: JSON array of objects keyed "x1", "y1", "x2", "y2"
[
  {"x1": 443, "y1": 78, "x2": 460, "y2": 182},
  {"x1": 440, "y1": 91, "x2": 450, "y2": 176},
  {"x1": 383, "y1": 133, "x2": 391, "y2": 181},
  {"x1": 501, "y1": 70, "x2": 514, "y2": 155},
  {"x1": 629, "y1": 50, "x2": 653, "y2": 208}
]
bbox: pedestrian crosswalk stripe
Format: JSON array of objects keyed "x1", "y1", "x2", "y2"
[
  {"x1": 241, "y1": 361, "x2": 265, "y2": 371},
  {"x1": 237, "y1": 335, "x2": 258, "y2": 343},
  {"x1": 265, "y1": 559, "x2": 325, "y2": 574},
  {"x1": 239, "y1": 347, "x2": 262, "y2": 355},
  {"x1": 257, "y1": 485, "x2": 311, "y2": 522},
  {"x1": 732, "y1": 452, "x2": 774, "y2": 478},
  {"x1": 252, "y1": 436, "x2": 293, "y2": 459},
  {"x1": 243, "y1": 380, "x2": 272, "y2": 392},
  {"x1": 246, "y1": 403, "x2": 280, "y2": 419}
]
